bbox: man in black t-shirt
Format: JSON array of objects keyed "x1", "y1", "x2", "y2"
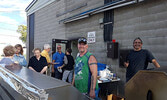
[
  {"x1": 124, "y1": 37, "x2": 160, "y2": 82},
  {"x1": 28, "y1": 48, "x2": 48, "y2": 74}
]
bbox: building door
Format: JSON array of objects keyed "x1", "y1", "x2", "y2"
[
  {"x1": 52, "y1": 39, "x2": 71, "y2": 54},
  {"x1": 70, "y1": 40, "x2": 78, "y2": 60},
  {"x1": 52, "y1": 39, "x2": 78, "y2": 60}
]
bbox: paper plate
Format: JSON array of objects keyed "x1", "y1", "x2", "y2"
[{"x1": 57, "y1": 68, "x2": 62, "y2": 73}]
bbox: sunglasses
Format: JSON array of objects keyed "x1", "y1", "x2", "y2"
[{"x1": 78, "y1": 38, "x2": 87, "y2": 43}]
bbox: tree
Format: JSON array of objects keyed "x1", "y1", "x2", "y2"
[{"x1": 17, "y1": 25, "x2": 27, "y2": 43}]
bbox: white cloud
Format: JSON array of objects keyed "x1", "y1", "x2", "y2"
[
  {"x1": 19, "y1": 11, "x2": 27, "y2": 24},
  {"x1": 0, "y1": 0, "x2": 32, "y2": 26},
  {"x1": 0, "y1": 0, "x2": 32, "y2": 19},
  {"x1": 0, "y1": 0, "x2": 29, "y2": 56},
  {"x1": 0, "y1": 34, "x2": 23, "y2": 56},
  {"x1": 0, "y1": 0, "x2": 32, "y2": 10},
  {"x1": 0, "y1": 15, "x2": 19, "y2": 25}
]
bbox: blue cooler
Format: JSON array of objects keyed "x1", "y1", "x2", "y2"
[{"x1": 97, "y1": 63, "x2": 106, "y2": 75}]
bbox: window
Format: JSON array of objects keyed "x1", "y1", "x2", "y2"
[{"x1": 104, "y1": 0, "x2": 114, "y2": 42}]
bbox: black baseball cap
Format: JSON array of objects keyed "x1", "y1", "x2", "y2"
[{"x1": 78, "y1": 37, "x2": 87, "y2": 44}]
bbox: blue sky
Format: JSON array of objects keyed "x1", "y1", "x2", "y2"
[
  {"x1": 0, "y1": 0, "x2": 32, "y2": 55},
  {"x1": 0, "y1": 0, "x2": 32, "y2": 35}
]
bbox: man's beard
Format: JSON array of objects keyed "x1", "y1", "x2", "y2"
[
  {"x1": 133, "y1": 45, "x2": 141, "y2": 50},
  {"x1": 79, "y1": 49, "x2": 85, "y2": 53}
]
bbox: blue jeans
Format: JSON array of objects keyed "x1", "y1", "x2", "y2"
[
  {"x1": 62, "y1": 70, "x2": 73, "y2": 83},
  {"x1": 54, "y1": 68, "x2": 62, "y2": 80},
  {"x1": 95, "y1": 88, "x2": 101, "y2": 100}
]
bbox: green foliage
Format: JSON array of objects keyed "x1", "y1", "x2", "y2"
[{"x1": 17, "y1": 25, "x2": 27, "y2": 43}]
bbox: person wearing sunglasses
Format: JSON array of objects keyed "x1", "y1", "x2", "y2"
[
  {"x1": 124, "y1": 37, "x2": 160, "y2": 82},
  {"x1": 72, "y1": 37, "x2": 99, "y2": 99},
  {"x1": 52, "y1": 45, "x2": 65, "y2": 79}
]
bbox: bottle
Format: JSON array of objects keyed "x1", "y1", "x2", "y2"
[
  {"x1": 106, "y1": 65, "x2": 109, "y2": 69},
  {"x1": 113, "y1": 73, "x2": 116, "y2": 80}
]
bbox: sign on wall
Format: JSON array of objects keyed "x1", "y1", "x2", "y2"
[{"x1": 87, "y1": 31, "x2": 96, "y2": 43}]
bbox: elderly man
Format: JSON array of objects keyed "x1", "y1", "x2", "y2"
[
  {"x1": 72, "y1": 37, "x2": 99, "y2": 99},
  {"x1": 124, "y1": 37, "x2": 160, "y2": 82},
  {"x1": 41, "y1": 44, "x2": 51, "y2": 64}
]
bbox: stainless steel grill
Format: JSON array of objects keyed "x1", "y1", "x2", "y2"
[{"x1": 0, "y1": 64, "x2": 91, "y2": 100}]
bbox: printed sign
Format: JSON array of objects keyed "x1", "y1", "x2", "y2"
[
  {"x1": 87, "y1": 31, "x2": 96, "y2": 43},
  {"x1": 88, "y1": 31, "x2": 96, "y2": 37},
  {"x1": 87, "y1": 38, "x2": 95, "y2": 43}
]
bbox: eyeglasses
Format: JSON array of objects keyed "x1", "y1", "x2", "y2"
[
  {"x1": 134, "y1": 42, "x2": 142, "y2": 44},
  {"x1": 133, "y1": 37, "x2": 143, "y2": 44},
  {"x1": 34, "y1": 51, "x2": 40, "y2": 55}
]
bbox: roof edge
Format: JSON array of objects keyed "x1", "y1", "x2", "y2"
[{"x1": 25, "y1": 0, "x2": 38, "y2": 12}]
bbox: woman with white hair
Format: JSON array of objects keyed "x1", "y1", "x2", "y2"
[{"x1": 28, "y1": 48, "x2": 48, "y2": 74}]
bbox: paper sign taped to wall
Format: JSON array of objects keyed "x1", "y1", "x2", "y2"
[
  {"x1": 87, "y1": 38, "x2": 95, "y2": 43},
  {"x1": 87, "y1": 31, "x2": 96, "y2": 43},
  {"x1": 87, "y1": 31, "x2": 96, "y2": 37}
]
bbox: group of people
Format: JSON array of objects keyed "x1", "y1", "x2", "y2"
[
  {"x1": 0, "y1": 37, "x2": 99, "y2": 99},
  {"x1": 29, "y1": 38, "x2": 99, "y2": 99},
  {"x1": 0, "y1": 44, "x2": 27, "y2": 67},
  {"x1": 28, "y1": 44, "x2": 75, "y2": 83},
  {"x1": 0, "y1": 37, "x2": 161, "y2": 99}
]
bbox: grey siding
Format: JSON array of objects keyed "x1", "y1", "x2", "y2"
[
  {"x1": 32, "y1": 0, "x2": 105, "y2": 63},
  {"x1": 34, "y1": 0, "x2": 66, "y2": 49},
  {"x1": 64, "y1": 0, "x2": 105, "y2": 63}
]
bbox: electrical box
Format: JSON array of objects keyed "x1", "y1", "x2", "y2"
[{"x1": 107, "y1": 42, "x2": 119, "y2": 59}]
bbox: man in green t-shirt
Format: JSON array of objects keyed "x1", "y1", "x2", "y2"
[{"x1": 72, "y1": 37, "x2": 98, "y2": 99}]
